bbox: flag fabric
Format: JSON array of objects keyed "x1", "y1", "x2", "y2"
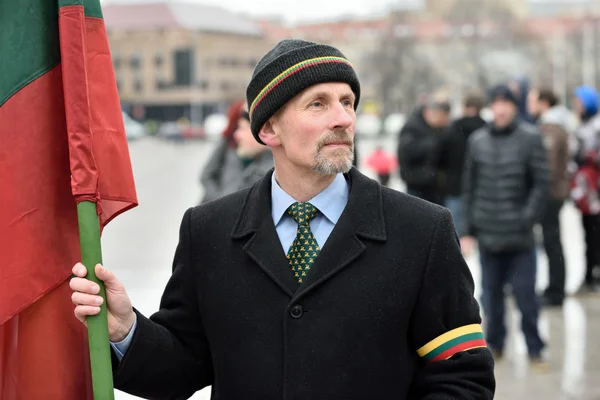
[{"x1": 0, "y1": 0, "x2": 137, "y2": 397}]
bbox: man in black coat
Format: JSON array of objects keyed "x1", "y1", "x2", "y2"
[
  {"x1": 398, "y1": 98, "x2": 451, "y2": 206},
  {"x1": 442, "y1": 92, "x2": 487, "y2": 235},
  {"x1": 461, "y1": 84, "x2": 550, "y2": 367},
  {"x1": 70, "y1": 39, "x2": 495, "y2": 399}
]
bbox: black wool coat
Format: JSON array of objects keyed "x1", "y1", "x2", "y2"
[
  {"x1": 113, "y1": 168, "x2": 495, "y2": 400},
  {"x1": 397, "y1": 108, "x2": 447, "y2": 197},
  {"x1": 441, "y1": 116, "x2": 487, "y2": 196}
]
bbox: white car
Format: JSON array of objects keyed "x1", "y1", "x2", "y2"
[
  {"x1": 122, "y1": 111, "x2": 148, "y2": 140},
  {"x1": 203, "y1": 114, "x2": 228, "y2": 140},
  {"x1": 383, "y1": 113, "x2": 406, "y2": 136},
  {"x1": 356, "y1": 114, "x2": 381, "y2": 137}
]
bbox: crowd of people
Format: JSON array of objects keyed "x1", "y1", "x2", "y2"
[{"x1": 397, "y1": 81, "x2": 600, "y2": 365}]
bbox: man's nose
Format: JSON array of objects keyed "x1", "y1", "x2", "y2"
[{"x1": 328, "y1": 102, "x2": 354, "y2": 131}]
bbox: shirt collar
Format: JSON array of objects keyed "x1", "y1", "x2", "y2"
[{"x1": 271, "y1": 172, "x2": 349, "y2": 226}]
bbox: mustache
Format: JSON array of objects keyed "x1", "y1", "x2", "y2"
[{"x1": 316, "y1": 130, "x2": 354, "y2": 151}]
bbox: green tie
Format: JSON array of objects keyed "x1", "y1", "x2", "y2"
[{"x1": 286, "y1": 202, "x2": 320, "y2": 284}]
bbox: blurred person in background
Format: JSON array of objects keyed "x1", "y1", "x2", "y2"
[
  {"x1": 397, "y1": 96, "x2": 451, "y2": 206},
  {"x1": 229, "y1": 107, "x2": 274, "y2": 190},
  {"x1": 353, "y1": 140, "x2": 359, "y2": 168},
  {"x1": 199, "y1": 99, "x2": 246, "y2": 204},
  {"x1": 571, "y1": 85, "x2": 600, "y2": 294},
  {"x1": 364, "y1": 145, "x2": 398, "y2": 186},
  {"x1": 509, "y1": 76, "x2": 536, "y2": 123},
  {"x1": 442, "y1": 91, "x2": 487, "y2": 235},
  {"x1": 462, "y1": 84, "x2": 550, "y2": 367},
  {"x1": 528, "y1": 88, "x2": 571, "y2": 307}
]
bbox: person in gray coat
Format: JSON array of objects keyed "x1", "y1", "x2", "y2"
[
  {"x1": 461, "y1": 84, "x2": 550, "y2": 368},
  {"x1": 229, "y1": 109, "x2": 274, "y2": 192},
  {"x1": 200, "y1": 102, "x2": 273, "y2": 203},
  {"x1": 200, "y1": 100, "x2": 246, "y2": 204}
]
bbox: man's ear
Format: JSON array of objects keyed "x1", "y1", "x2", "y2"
[{"x1": 258, "y1": 118, "x2": 281, "y2": 147}]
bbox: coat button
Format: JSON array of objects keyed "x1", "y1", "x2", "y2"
[{"x1": 290, "y1": 305, "x2": 303, "y2": 319}]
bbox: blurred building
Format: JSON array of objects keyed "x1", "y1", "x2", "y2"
[
  {"x1": 527, "y1": 0, "x2": 600, "y2": 17},
  {"x1": 424, "y1": 0, "x2": 527, "y2": 19},
  {"x1": 425, "y1": 0, "x2": 600, "y2": 19},
  {"x1": 101, "y1": 0, "x2": 600, "y2": 122},
  {"x1": 103, "y1": 1, "x2": 271, "y2": 122}
]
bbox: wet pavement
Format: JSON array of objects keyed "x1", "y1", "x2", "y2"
[{"x1": 107, "y1": 137, "x2": 600, "y2": 400}]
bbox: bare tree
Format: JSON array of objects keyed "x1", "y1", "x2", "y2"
[
  {"x1": 368, "y1": 27, "x2": 443, "y2": 116},
  {"x1": 433, "y1": 0, "x2": 556, "y2": 94},
  {"x1": 441, "y1": 0, "x2": 517, "y2": 21},
  {"x1": 367, "y1": 0, "x2": 562, "y2": 114}
]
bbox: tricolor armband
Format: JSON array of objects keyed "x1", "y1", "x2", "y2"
[{"x1": 417, "y1": 324, "x2": 487, "y2": 363}]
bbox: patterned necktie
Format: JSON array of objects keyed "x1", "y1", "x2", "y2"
[{"x1": 286, "y1": 202, "x2": 320, "y2": 284}]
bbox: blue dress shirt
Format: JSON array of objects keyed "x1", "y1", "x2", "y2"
[
  {"x1": 111, "y1": 172, "x2": 350, "y2": 361},
  {"x1": 111, "y1": 314, "x2": 137, "y2": 360},
  {"x1": 271, "y1": 172, "x2": 349, "y2": 253}
]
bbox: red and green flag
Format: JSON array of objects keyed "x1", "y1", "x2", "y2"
[{"x1": 0, "y1": 0, "x2": 137, "y2": 398}]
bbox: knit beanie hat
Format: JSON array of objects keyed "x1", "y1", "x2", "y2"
[
  {"x1": 246, "y1": 39, "x2": 361, "y2": 144},
  {"x1": 488, "y1": 84, "x2": 519, "y2": 106}
]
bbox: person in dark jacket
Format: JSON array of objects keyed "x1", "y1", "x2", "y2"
[
  {"x1": 442, "y1": 92, "x2": 487, "y2": 235},
  {"x1": 462, "y1": 84, "x2": 550, "y2": 367},
  {"x1": 70, "y1": 39, "x2": 495, "y2": 399},
  {"x1": 509, "y1": 76, "x2": 536, "y2": 123},
  {"x1": 397, "y1": 98, "x2": 451, "y2": 206},
  {"x1": 528, "y1": 88, "x2": 572, "y2": 306}
]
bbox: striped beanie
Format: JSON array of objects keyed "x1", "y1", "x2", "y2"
[{"x1": 246, "y1": 39, "x2": 361, "y2": 144}]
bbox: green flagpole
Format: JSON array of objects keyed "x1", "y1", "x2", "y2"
[{"x1": 77, "y1": 200, "x2": 115, "y2": 400}]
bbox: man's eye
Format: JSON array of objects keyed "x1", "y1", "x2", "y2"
[
  {"x1": 342, "y1": 100, "x2": 353, "y2": 107},
  {"x1": 310, "y1": 101, "x2": 323, "y2": 108}
]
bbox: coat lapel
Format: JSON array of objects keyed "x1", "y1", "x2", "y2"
[
  {"x1": 230, "y1": 168, "x2": 388, "y2": 300},
  {"x1": 231, "y1": 170, "x2": 298, "y2": 297},
  {"x1": 292, "y1": 168, "x2": 387, "y2": 302}
]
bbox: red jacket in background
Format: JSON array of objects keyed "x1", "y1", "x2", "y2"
[{"x1": 365, "y1": 149, "x2": 398, "y2": 175}]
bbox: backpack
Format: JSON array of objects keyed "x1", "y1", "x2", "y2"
[{"x1": 571, "y1": 157, "x2": 600, "y2": 215}]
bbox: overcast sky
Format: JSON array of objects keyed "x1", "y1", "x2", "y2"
[
  {"x1": 101, "y1": 0, "x2": 422, "y2": 23},
  {"x1": 100, "y1": 0, "x2": 578, "y2": 23}
]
